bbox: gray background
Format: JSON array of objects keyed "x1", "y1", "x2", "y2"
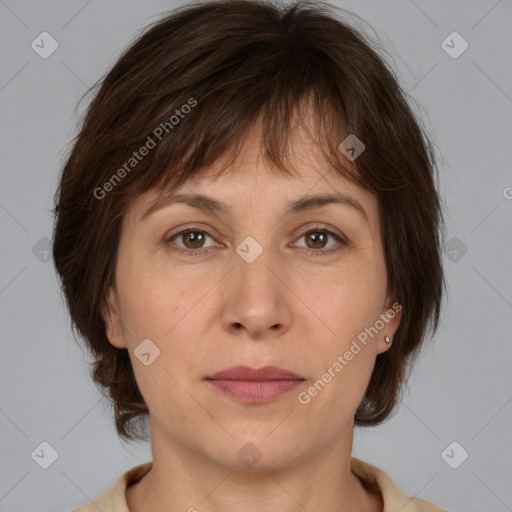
[{"x1": 1, "y1": 0, "x2": 511, "y2": 511}]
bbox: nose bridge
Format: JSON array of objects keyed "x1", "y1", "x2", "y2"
[
  {"x1": 235, "y1": 234, "x2": 280, "y2": 305},
  {"x1": 222, "y1": 234, "x2": 291, "y2": 337}
]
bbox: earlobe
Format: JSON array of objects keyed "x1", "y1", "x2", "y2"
[
  {"x1": 376, "y1": 296, "x2": 402, "y2": 354},
  {"x1": 101, "y1": 287, "x2": 127, "y2": 349},
  {"x1": 377, "y1": 333, "x2": 396, "y2": 355}
]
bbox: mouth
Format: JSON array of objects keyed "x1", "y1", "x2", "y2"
[{"x1": 204, "y1": 365, "x2": 305, "y2": 404}]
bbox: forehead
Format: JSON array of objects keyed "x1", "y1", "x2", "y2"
[{"x1": 127, "y1": 123, "x2": 380, "y2": 235}]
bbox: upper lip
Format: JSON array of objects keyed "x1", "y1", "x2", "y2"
[{"x1": 206, "y1": 365, "x2": 304, "y2": 381}]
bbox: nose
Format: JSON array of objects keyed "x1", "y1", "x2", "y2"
[{"x1": 220, "y1": 247, "x2": 292, "y2": 340}]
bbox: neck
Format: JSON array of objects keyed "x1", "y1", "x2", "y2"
[{"x1": 127, "y1": 418, "x2": 382, "y2": 512}]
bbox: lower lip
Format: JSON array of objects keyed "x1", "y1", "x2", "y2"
[{"x1": 206, "y1": 379, "x2": 303, "y2": 403}]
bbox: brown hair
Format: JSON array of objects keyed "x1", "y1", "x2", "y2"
[{"x1": 52, "y1": 0, "x2": 446, "y2": 443}]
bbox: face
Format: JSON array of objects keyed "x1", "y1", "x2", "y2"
[{"x1": 103, "y1": 125, "x2": 401, "y2": 471}]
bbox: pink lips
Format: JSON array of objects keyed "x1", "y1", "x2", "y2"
[{"x1": 205, "y1": 365, "x2": 305, "y2": 404}]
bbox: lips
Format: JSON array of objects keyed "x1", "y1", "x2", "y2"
[
  {"x1": 205, "y1": 365, "x2": 305, "y2": 404},
  {"x1": 206, "y1": 365, "x2": 303, "y2": 381}
]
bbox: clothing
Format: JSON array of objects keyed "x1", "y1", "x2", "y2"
[{"x1": 71, "y1": 457, "x2": 448, "y2": 511}]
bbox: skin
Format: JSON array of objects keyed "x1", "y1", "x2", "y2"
[{"x1": 102, "y1": 122, "x2": 401, "y2": 512}]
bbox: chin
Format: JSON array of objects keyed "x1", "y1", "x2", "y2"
[{"x1": 198, "y1": 430, "x2": 309, "y2": 472}]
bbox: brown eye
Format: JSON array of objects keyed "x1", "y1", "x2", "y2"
[
  {"x1": 166, "y1": 228, "x2": 217, "y2": 255},
  {"x1": 180, "y1": 230, "x2": 207, "y2": 249},
  {"x1": 165, "y1": 225, "x2": 346, "y2": 258},
  {"x1": 304, "y1": 231, "x2": 329, "y2": 249},
  {"x1": 294, "y1": 226, "x2": 347, "y2": 256}
]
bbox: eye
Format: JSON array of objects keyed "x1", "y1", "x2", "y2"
[
  {"x1": 293, "y1": 225, "x2": 347, "y2": 256},
  {"x1": 165, "y1": 224, "x2": 347, "y2": 257},
  {"x1": 165, "y1": 228, "x2": 218, "y2": 257}
]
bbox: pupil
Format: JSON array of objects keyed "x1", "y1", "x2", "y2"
[
  {"x1": 186, "y1": 231, "x2": 203, "y2": 248},
  {"x1": 308, "y1": 232, "x2": 325, "y2": 248}
]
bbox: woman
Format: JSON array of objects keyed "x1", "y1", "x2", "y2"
[{"x1": 52, "y1": 0, "x2": 447, "y2": 510}]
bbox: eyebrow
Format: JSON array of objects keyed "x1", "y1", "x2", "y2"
[{"x1": 140, "y1": 191, "x2": 370, "y2": 224}]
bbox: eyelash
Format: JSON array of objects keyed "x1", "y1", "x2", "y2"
[{"x1": 165, "y1": 225, "x2": 347, "y2": 258}]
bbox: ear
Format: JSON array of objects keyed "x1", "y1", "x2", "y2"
[
  {"x1": 376, "y1": 295, "x2": 403, "y2": 355},
  {"x1": 101, "y1": 286, "x2": 127, "y2": 349}
]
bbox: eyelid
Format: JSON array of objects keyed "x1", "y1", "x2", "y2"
[
  {"x1": 165, "y1": 224, "x2": 223, "y2": 244},
  {"x1": 290, "y1": 224, "x2": 348, "y2": 251},
  {"x1": 295, "y1": 224, "x2": 345, "y2": 240},
  {"x1": 165, "y1": 223, "x2": 348, "y2": 254},
  {"x1": 165, "y1": 223, "x2": 345, "y2": 241}
]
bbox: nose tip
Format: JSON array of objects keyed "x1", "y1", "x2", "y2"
[{"x1": 222, "y1": 251, "x2": 291, "y2": 339}]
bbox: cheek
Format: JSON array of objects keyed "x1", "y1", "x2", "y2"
[
  {"x1": 304, "y1": 259, "x2": 386, "y2": 341},
  {"x1": 299, "y1": 333, "x2": 377, "y2": 424},
  {"x1": 298, "y1": 259, "x2": 385, "y2": 404},
  {"x1": 116, "y1": 251, "x2": 184, "y2": 335},
  {"x1": 116, "y1": 268, "x2": 205, "y2": 390}
]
